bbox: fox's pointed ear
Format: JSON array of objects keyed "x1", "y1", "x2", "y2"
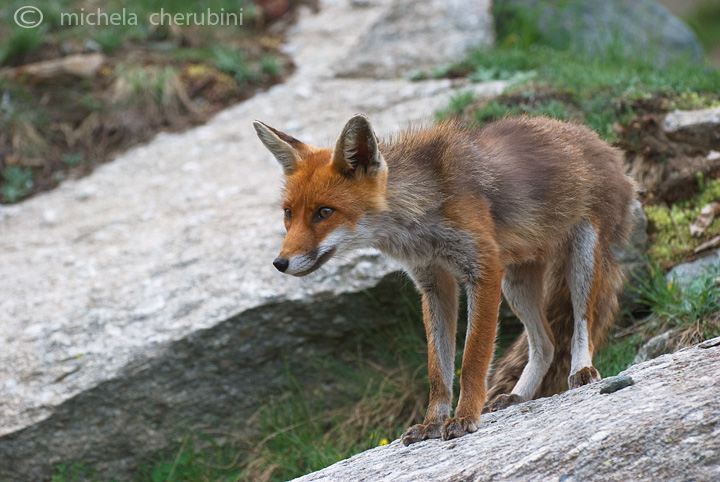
[
  {"x1": 253, "y1": 120, "x2": 305, "y2": 175},
  {"x1": 331, "y1": 114, "x2": 386, "y2": 177}
]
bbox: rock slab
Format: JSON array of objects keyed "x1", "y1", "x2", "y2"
[
  {"x1": 293, "y1": 338, "x2": 720, "y2": 482},
  {"x1": 664, "y1": 105, "x2": 720, "y2": 150},
  {"x1": 336, "y1": 0, "x2": 493, "y2": 78}
]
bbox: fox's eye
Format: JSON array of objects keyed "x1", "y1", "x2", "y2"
[
  {"x1": 284, "y1": 208, "x2": 292, "y2": 220},
  {"x1": 314, "y1": 207, "x2": 334, "y2": 222}
]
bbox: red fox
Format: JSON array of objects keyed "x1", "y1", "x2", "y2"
[{"x1": 253, "y1": 114, "x2": 636, "y2": 445}]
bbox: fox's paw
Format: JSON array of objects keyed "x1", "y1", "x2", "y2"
[
  {"x1": 568, "y1": 366, "x2": 601, "y2": 389},
  {"x1": 441, "y1": 416, "x2": 480, "y2": 441},
  {"x1": 488, "y1": 393, "x2": 526, "y2": 412},
  {"x1": 401, "y1": 422, "x2": 443, "y2": 446}
]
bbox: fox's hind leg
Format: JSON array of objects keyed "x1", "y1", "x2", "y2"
[
  {"x1": 566, "y1": 221, "x2": 602, "y2": 389},
  {"x1": 489, "y1": 261, "x2": 555, "y2": 411}
]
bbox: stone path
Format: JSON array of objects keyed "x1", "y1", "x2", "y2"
[{"x1": 0, "y1": 0, "x2": 499, "y2": 478}]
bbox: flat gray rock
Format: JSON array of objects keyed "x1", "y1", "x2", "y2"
[
  {"x1": 335, "y1": 0, "x2": 494, "y2": 78},
  {"x1": 0, "y1": 0, "x2": 500, "y2": 479},
  {"x1": 293, "y1": 338, "x2": 720, "y2": 482},
  {"x1": 667, "y1": 249, "x2": 720, "y2": 289},
  {"x1": 663, "y1": 106, "x2": 720, "y2": 150}
]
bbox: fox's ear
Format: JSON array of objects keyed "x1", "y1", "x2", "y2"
[
  {"x1": 331, "y1": 114, "x2": 386, "y2": 177},
  {"x1": 253, "y1": 120, "x2": 305, "y2": 175}
]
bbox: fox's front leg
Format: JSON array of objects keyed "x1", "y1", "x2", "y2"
[
  {"x1": 401, "y1": 266, "x2": 458, "y2": 446},
  {"x1": 442, "y1": 263, "x2": 502, "y2": 440}
]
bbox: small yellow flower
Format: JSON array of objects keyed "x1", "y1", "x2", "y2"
[
  {"x1": 456, "y1": 369, "x2": 461, "y2": 375},
  {"x1": 378, "y1": 438, "x2": 389, "y2": 446}
]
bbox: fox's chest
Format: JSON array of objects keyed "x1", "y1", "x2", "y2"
[{"x1": 368, "y1": 217, "x2": 480, "y2": 282}]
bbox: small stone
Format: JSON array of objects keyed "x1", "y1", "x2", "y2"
[
  {"x1": 698, "y1": 337, "x2": 720, "y2": 349},
  {"x1": 599, "y1": 376, "x2": 634, "y2": 394}
]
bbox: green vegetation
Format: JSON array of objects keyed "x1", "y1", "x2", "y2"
[
  {"x1": 635, "y1": 262, "x2": 720, "y2": 341},
  {"x1": 644, "y1": 178, "x2": 720, "y2": 266},
  {"x1": 51, "y1": 462, "x2": 96, "y2": 482},
  {"x1": 594, "y1": 334, "x2": 642, "y2": 378},
  {"x1": 434, "y1": 91, "x2": 475, "y2": 122},
  {"x1": 1, "y1": 166, "x2": 34, "y2": 203}
]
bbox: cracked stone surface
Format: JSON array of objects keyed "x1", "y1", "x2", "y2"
[
  {"x1": 293, "y1": 339, "x2": 720, "y2": 482},
  {"x1": 0, "y1": 0, "x2": 497, "y2": 479}
]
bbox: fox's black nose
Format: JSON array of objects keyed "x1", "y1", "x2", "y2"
[{"x1": 273, "y1": 257, "x2": 289, "y2": 272}]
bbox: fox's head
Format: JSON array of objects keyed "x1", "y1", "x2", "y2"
[{"x1": 253, "y1": 114, "x2": 388, "y2": 276}]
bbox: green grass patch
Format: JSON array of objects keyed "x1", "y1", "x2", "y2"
[
  {"x1": 51, "y1": 462, "x2": 98, "y2": 482},
  {"x1": 635, "y1": 262, "x2": 720, "y2": 335},
  {"x1": 0, "y1": 26, "x2": 48, "y2": 65},
  {"x1": 1, "y1": 167, "x2": 34, "y2": 203},
  {"x1": 644, "y1": 178, "x2": 720, "y2": 266},
  {"x1": 594, "y1": 334, "x2": 642, "y2": 378},
  {"x1": 439, "y1": 45, "x2": 720, "y2": 140},
  {"x1": 434, "y1": 91, "x2": 475, "y2": 122},
  {"x1": 597, "y1": 258, "x2": 720, "y2": 377}
]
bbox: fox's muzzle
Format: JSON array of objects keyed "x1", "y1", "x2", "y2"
[{"x1": 273, "y1": 247, "x2": 337, "y2": 277}]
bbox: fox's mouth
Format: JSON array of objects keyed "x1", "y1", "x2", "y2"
[{"x1": 292, "y1": 247, "x2": 337, "y2": 277}]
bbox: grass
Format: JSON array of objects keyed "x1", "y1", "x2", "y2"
[
  {"x1": 594, "y1": 334, "x2": 642, "y2": 378},
  {"x1": 0, "y1": 26, "x2": 48, "y2": 65},
  {"x1": 434, "y1": 45, "x2": 720, "y2": 140},
  {"x1": 434, "y1": 91, "x2": 475, "y2": 122},
  {"x1": 1, "y1": 166, "x2": 34, "y2": 203},
  {"x1": 50, "y1": 462, "x2": 97, "y2": 482},
  {"x1": 596, "y1": 256, "x2": 720, "y2": 382},
  {"x1": 634, "y1": 262, "x2": 720, "y2": 340}
]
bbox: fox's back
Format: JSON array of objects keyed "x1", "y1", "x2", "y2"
[{"x1": 381, "y1": 117, "x2": 635, "y2": 263}]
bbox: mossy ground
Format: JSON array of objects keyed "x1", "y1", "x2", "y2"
[{"x1": 644, "y1": 178, "x2": 720, "y2": 267}]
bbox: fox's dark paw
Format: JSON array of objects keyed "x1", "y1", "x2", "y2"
[
  {"x1": 441, "y1": 416, "x2": 479, "y2": 441},
  {"x1": 401, "y1": 422, "x2": 443, "y2": 446},
  {"x1": 568, "y1": 366, "x2": 601, "y2": 389},
  {"x1": 488, "y1": 393, "x2": 526, "y2": 412}
]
